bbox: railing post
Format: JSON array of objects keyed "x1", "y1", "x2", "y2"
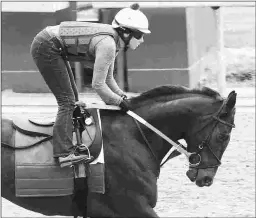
[{"x1": 213, "y1": 6, "x2": 226, "y2": 96}]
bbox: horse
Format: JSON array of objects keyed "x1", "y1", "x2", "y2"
[{"x1": 1, "y1": 85, "x2": 236, "y2": 218}]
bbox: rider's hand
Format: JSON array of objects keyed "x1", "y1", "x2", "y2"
[
  {"x1": 121, "y1": 94, "x2": 128, "y2": 100},
  {"x1": 119, "y1": 99, "x2": 131, "y2": 113},
  {"x1": 75, "y1": 101, "x2": 86, "y2": 114}
]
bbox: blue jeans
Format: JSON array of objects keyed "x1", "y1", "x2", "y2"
[{"x1": 30, "y1": 29, "x2": 76, "y2": 157}]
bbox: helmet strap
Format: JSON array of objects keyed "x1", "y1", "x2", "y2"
[{"x1": 115, "y1": 27, "x2": 133, "y2": 52}]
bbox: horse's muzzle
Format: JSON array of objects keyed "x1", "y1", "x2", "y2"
[
  {"x1": 186, "y1": 168, "x2": 198, "y2": 182},
  {"x1": 196, "y1": 176, "x2": 213, "y2": 187}
]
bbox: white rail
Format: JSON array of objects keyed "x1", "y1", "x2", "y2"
[{"x1": 91, "y1": 2, "x2": 255, "y2": 8}]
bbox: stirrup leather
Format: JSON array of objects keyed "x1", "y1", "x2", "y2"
[{"x1": 72, "y1": 105, "x2": 93, "y2": 160}]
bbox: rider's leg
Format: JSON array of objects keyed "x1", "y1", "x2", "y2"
[{"x1": 30, "y1": 29, "x2": 89, "y2": 166}]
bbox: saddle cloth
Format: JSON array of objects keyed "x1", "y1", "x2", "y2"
[{"x1": 12, "y1": 109, "x2": 104, "y2": 197}]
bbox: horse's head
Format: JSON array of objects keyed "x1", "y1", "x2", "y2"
[
  {"x1": 184, "y1": 89, "x2": 237, "y2": 187},
  {"x1": 129, "y1": 85, "x2": 236, "y2": 187}
]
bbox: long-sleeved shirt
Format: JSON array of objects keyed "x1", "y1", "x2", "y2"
[
  {"x1": 90, "y1": 35, "x2": 124, "y2": 105},
  {"x1": 46, "y1": 25, "x2": 125, "y2": 106}
]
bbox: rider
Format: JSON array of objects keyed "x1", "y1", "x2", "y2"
[{"x1": 30, "y1": 3, "x2": 151, "y2": 167}]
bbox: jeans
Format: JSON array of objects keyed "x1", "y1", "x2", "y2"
[{"x1": 30, "y1": 29, "x2": 76, "y2": 157}]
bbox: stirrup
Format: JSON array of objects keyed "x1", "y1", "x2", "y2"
[
  {"x1": 77, "y1": 144, "x2": 89, "y2": 152},
  {"x1": 75, "y1": 144, "x2": 92, "y2": 161},
  {"x1": 60, "y1": 155, "x2": 95, "y2": 168}
]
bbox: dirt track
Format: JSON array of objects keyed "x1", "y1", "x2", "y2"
[
  {"x1": 156, "y1": 110, "x2": 255, "y2": 217},
  {"x1": 1, "y1": 110, "x2": 255, "y2": 217}
]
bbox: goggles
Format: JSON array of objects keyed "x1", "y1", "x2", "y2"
[{"x1": 132, "y1": 30, "x2": 144, "y2": 40}]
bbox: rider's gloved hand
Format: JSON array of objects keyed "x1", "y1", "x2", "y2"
[
  {"x1": 121, "y1": 94, "x2": 128, "y2": 100},
  {"x1": 119, "y1": 99, "x2": 131, "y2": 113},
  {"x1": 75, "y1": 101, "x2": 86, "y2": 114}
]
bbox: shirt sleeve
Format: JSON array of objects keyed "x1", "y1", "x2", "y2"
[
  {"x1": 91, "y1": 36, "x2": 123, "y2": 106},
  {"x1": 105, "y1": 59, "x2": 125, "y2": 97}
]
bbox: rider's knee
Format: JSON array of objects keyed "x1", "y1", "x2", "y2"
[{"x1": 57, "y1": 95, "x2": 75, "y2": 108}]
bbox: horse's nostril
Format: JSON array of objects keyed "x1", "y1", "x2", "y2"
[{"x1": 204, "y1": 176, "x2": 212, "y2": 185}]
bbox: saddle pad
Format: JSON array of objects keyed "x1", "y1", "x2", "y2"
[
  {"x1": 14, "y1": 109, "x2": 104, "y2": 197},
  {"x1": 15, "y1": 136, "x2": 74, "y2": 197},
  {"x1": 87, "y1": 163, "x2": 105, "y2": 194}
]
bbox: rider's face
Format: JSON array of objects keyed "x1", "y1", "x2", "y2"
[{"x1": 129, "y1": 36, "x2": 144, "y2": 50}]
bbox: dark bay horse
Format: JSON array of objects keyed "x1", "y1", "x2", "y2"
[{"x1": 1, "y1": 85, "x2": 236, "y2": 217}]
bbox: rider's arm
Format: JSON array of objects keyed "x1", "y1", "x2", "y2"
[
  {"x1": 105, "y1": 59, "x2": 125, "y2": 97},
  {"x1": 91, "y1": 36, "x2": 123, "y2": 106}
]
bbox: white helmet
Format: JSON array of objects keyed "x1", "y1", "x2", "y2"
[{"x1": 112, "y1": 3, "x2": 151, "y2": 34}]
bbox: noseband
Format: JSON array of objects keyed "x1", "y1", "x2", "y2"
[
  {"x1": 188, "y1": 100, "x2": 235, "y2": 169},
  {"x1": 128, "y1": 99, "x2": 235, "y2": 171}
]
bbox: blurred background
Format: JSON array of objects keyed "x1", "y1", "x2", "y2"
[{"x1": 2, "y1": 2, "x2": 255, "y2": 95}]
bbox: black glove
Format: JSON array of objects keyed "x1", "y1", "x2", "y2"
[
  {"x1": 75, "y1": 101, "x2": 86, "y2": 114},
  {"x1": 121, "y1": 94, "x2": 128, "y2": 100},
  {"x1": 119, "y1": 99, "x2": 131, "y2": 113}
]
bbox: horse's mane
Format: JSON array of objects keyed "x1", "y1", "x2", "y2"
[{"x1": 130, "y1": 85, "x2": 222, "y2": 105}]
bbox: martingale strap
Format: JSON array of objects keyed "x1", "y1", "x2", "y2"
[
  {"x1": 126, "y1": 98, "x2": 235, "y2": 169},
  {"x1": 160, "y1": 142, "x2": 187, "y2": 167},
  {"x1": 126, "y1": 111, "x2": 191, "y2": 160}
]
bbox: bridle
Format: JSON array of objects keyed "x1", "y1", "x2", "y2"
[
  {"x1": 128, "y1": 99, "x2": 235, "y2": 171},
  {"x1": 187, "y1": 100, "x2": 235, "y2": 169}
]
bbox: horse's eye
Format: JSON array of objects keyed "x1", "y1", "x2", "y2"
[
  {"x1": 219, "y1": 112, "x2": 228, "y2": 119},
  {"x1": 217, "y1": 133, "x2": 230, "y2": 142}
]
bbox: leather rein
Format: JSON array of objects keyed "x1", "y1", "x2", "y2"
[{"x1": 127, "y1": 99, "x2": 235, "y2": 170}]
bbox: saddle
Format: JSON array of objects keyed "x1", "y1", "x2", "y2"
[
  {"x1": 12, "y1": 108, "x2": 104, "y2": 197},
  {"x1": 12, "y1": 108, "x2": 102, "y2": 154}
]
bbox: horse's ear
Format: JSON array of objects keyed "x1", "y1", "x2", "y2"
[{"x1": 226, "y1": 91, "x2": 237, "y2": 110}]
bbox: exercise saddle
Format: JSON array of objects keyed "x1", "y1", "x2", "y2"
[{"x1": 10, "y1": 107, "x2": 103, "y2": 197}]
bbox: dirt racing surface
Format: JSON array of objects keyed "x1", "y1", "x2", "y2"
[
  {"x1": 1, "y1": 110, "x2": 255, "y2": 217},
  {"x1": 155, "y1": 110, "x2": 255, "y2": 217}
]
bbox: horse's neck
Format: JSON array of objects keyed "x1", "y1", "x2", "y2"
[
  {"x1": 132, "y1": 95, "x2": 222, "y2": 162},
  {"x1": 132, "y1": 100, "x2": 190, "y2": 162},
  {"x1": 100, "y1": 100, "x2": 191, "y2": 177}
]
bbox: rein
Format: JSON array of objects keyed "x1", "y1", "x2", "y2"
[
  {"x1": 126, "y1": 99, "x2": 235, "y2": 169},
  {"x1": 132, "y1": 117, "x2": 186, "y2": 168},
  {"x1": 127, "y1": 111, "x2": 192, "y2": 166}
]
